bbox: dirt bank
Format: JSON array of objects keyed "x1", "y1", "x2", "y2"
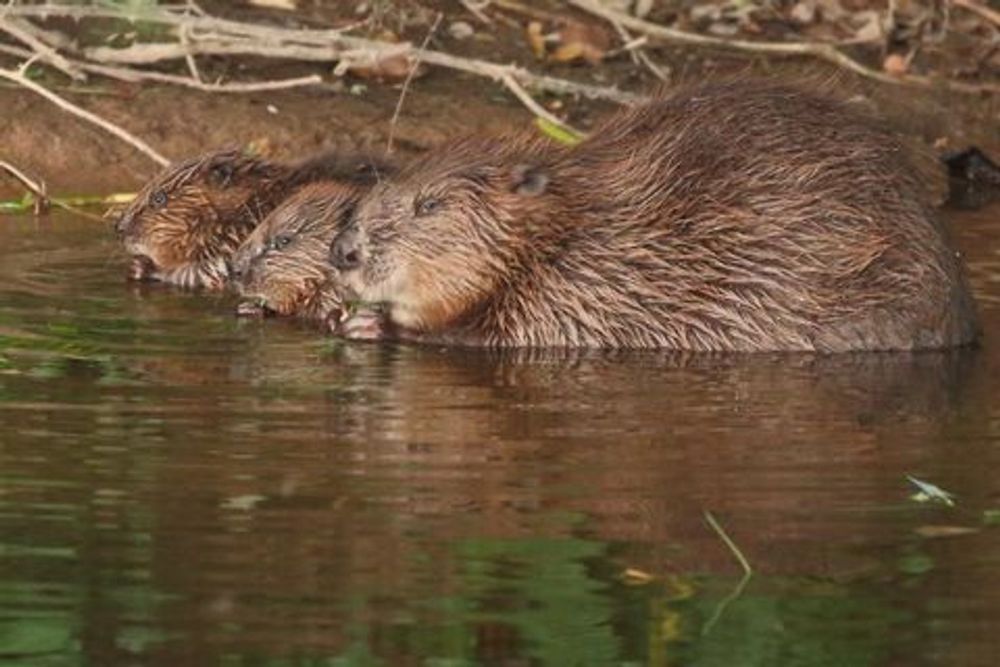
[{"x1": 2, "y1": 31, "x2": 997, "y2": 199}]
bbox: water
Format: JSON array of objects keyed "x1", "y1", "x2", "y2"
[{"x1": 1, "y1": 206, "x2": 999, "y2": 666}]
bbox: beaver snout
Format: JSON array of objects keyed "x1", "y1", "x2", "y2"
[
  {"x1": 330, "y1": 226, "x2": 362, "y2": 271},
  {"x1": 227, "y1": 255, "x2": 247, "y2": 280}
]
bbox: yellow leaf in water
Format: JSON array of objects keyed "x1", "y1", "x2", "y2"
[
  {"x1": 247, "y1": 0, "x2": 297, "y2": 9},
  {"x1": 914, "y1": 525, "x2": 979, "y2": 538},
  {"x1": 621, "y1": 568, "x2": 655, "y2": 585}
]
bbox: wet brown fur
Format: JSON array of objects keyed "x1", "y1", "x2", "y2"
[
  {"x1": 336, "y1": 80, "x2": 979, "y2": 351},
  {"x1": 114, "y1": 148, "x2": 388, "y2": 289},
  {"x1": 232, "y1": 181, "x2": 359, "y2": 320}
]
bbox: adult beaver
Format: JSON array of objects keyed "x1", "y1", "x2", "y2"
[
  {"x1": 114, "y1": 148, "x2": 388, "y2": 289},
  {"x1": 330, "y1": 81, "x2": 978, "y2": 351},
  {"x1": 231, "y1": 181, "x2": 358, "y2": 321}
]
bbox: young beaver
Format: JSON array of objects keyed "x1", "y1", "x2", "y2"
[
  {"x1": 331, "y1": 81, "x2": 979, "y2": 351},
  {"x1": 114, "y1": 148, "x2": 388, "y2": 289},
  {"x1": 231, "y1": 181, "x2": 359, "y2": 321}
]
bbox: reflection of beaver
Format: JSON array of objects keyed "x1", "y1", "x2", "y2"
[
  {"x1": 231, "y1": 181, "x2": 359, "y2": 321},
  {"x1": 331, "y1": 81, "x2": 979, "y2": 351},
  {"x1": 113, "y1": 148, "x2": 388, "y2": 289}
]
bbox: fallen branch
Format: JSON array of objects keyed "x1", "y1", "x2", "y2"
[
  {"x1": 0, "y1": 15, "x2": 85, "y2": 81},
  {"x1": 0, "y1": 65, "x2": 169, "y2": 167},
  {"x1": 568, "y1": 0, "x2": 999, "y2": 95},
  {"x1": 0, "y1": 43, "x2": 324, "y2": 92},
  {"x1": 3, "y1": 3, "x2": 641, "y2": 104}
]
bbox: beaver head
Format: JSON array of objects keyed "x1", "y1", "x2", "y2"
[
  {"x1": 329, "y1": 135, "x2": 551, "y2": 332},
  {"x1": 232, "y1": 181, "x2": 357, "y2": 321},
  {"x1": 113, "y1": 149, "x2": 289, "y2": 289}
]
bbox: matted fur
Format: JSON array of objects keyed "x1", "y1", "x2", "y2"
[
  {"x1": 232, "y1": 181, "x2": 359, "y2": 320},
  {"x1": 114, "y1": 148, "x2": 388, "y2": 289},
  {"x1": 334, "y1": 80, "x2": 979, "y2": 351}
]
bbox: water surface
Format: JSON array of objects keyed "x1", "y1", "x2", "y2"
[{"x1": 1, "y1": 206, "x2": 999, "y2": 666}]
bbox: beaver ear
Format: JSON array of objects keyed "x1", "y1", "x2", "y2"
[
  {"x1": 209, "y1": 163, "x2": 236, "y2": 188},
  {"x1": 510, "y1": 164, "x2": 549, "y2": 196}
]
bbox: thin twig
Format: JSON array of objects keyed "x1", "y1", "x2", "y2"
[
  {"x1": 953, "y1": 0, "x2": 1000, "y2": 28},
  {"x1": 0, "y1": 159, "x2": 47, "y2": 208},
  {"x1": 0, "y1": 158, "x2": 109, "y2": 221},
  {"x1": 2, "y1": 4, "x2": 640, "y2": 104},
  {"x1": 609, "y1": 19, "x2": 669, "y2": 82},
  {"x1": 0, "y1": 15, "x2": 85, "y2": 81},
  {"x1": 568, "y1": 0, "x2": 1000, "y2": 95},
  {"x1": 180, "y1": 1, "x2": 203, "y2": 82},
  {"x1": 387, "y1": 11, "x2": 443, "y2": 154},
  {"x1": 702, "y1": 511, "x2": 753, "y2": 636},
  {"x1": 704, "y1": 510, "x2": 752, "y2": 576},
  {"x1": 0, "y1": 65, "x2": 169, "y2": 167},
  {"x1": 501, "y1": 73, "x2": 582, "y2": 137},
  {"x1": 0, "y1": 43, "x2": 323, "y2": 92},
  {"x1": 459, "y1": 0, "x2": 493, "y2": 25}
]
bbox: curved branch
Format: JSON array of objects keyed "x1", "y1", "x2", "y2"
[
  {"x1": 567, "y1": 0, "x2": 999, "y2": 95},
  {"x1": 0, "y1": 65, "x2": 169, "y2": 167}
]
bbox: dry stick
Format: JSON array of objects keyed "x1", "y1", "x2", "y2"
[
  {"x1": 3, "y1": 4, "x2": 639, "y2": 104},
  {"x1": 609, "y1": 20, "x2": 670, "y2": 82},
  {"x1": 0, "y1": 65, "x2": 170, "y2": 167},
  {"x1": 0, "y1": 16, "x2": 85, "y2": 81},
  {"x1": 387, "y1": 12, "x2": 443, "y2": 155},
  {"x1": 0, "y1": 158, "x2": 48, "y2": 212},
  {"x1": 81, "y1": 38, "x2": 641, "y2": 104},
  {"x1": 180, "y1": 1, "x2": 203, "y2": 83},
  {"x1": 0, "y1": 158, "x2": 108, "y2": 221},
  {"x1": 501, "y1": 73, "x2": 581, "y2": 137},
  {"x1": 953, "y1": 0, "x2": 1000, "y2": 28},
  {"x1": 0, "y1": 43, "x2": 323, "y2": 92},
  {"x1": 567, "y1": 0, "x2": 1000, "y2": 95},
  {"x1": 459, "y1": 0, "x2": 493, "y2": 25},
  {"x1": 702, "y1": 511, "x2": 753, "y2": 636}
]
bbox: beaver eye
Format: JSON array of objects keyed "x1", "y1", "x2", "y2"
[
  {"x1": 150, "y1": 190, "x2": 168, "y2": 210},
  {"x1": 272, "y1": 234, "x2": 292, "y2": 250},
  {"x1": 415, "y1": 197, "x2": 442, "y2": 217}
]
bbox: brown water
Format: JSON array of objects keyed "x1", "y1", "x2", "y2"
[{"x1": 1, "y1": 206, "x2": 999, "y2": 666}]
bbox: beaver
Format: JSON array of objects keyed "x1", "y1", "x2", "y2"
[
  {"x1": 113, "y1": 148, "x2": 389, "y2": 289},
  {"x1": 230, "y1": 181, "x2": 359, "y2": 321},
  {"x1": 329, "y1": 80, "x2": 979, "y2": 352}
]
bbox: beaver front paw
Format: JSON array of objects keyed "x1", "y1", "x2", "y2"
[
  {"x1": 127, "y1": 255, "x2": 157, "y2": 282},
  {"x1": 331, "y1": 307, "x2": 389, "y2": 341},
  {"x1": 236, "y1": 299, "x2": 268, "y2": 318}
]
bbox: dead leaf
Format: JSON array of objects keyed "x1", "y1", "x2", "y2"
[
  {"x1": 883, "y1": 53, "x2": 910, "y2": 76},
  {"x1": 527, "y1": 18, "x2": 609, "y2": 65},
  {"x1": 526, "y1": 21, "x2": 546, "y2": 60},
  {"x1": 347, "y1": 46, "x2": 421, "y2": 83},
  {"x1": 790, "y1": 1, "x2": 817, "y2": 25},
  {"x1": 554, "y1": 20, "x2": 610, "y2": 65}
]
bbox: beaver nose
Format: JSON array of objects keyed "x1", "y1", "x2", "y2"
[{"x1": 330, "y1": 227, "x2": 362, "y2": 271}]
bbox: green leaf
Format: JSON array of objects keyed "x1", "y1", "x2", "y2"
[{"x1": 534, "y1": 117, "x2": 584, "y2": 146}]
